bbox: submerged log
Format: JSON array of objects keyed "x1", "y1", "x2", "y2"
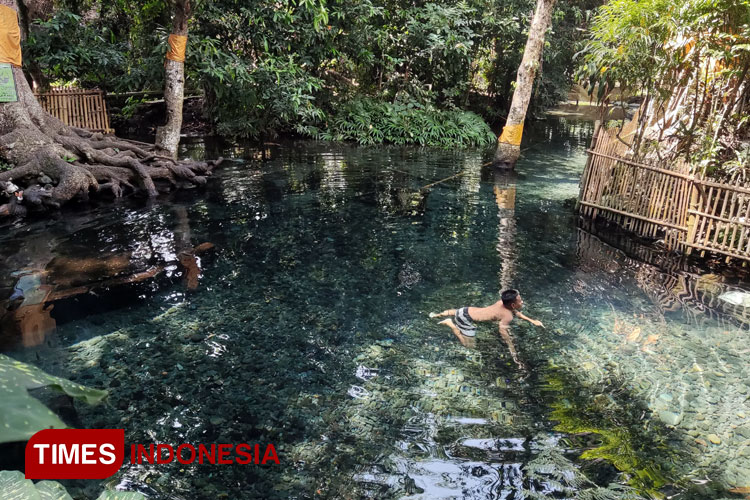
[{"x1": 0, "y1": 242, "x2": 215, "y2": 350}]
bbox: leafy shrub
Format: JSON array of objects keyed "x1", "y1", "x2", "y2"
[
  {"x1": 190, "y1": 38, "x2": 325, "y2": 139},
  {"x1": 24, "y1": 10, "x2": 128, "y2": 89},
  {"x1": 309, "y1": 97, "x2": 496, "y2": 147}
]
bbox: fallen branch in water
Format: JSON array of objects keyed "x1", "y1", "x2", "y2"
[{"x1": 420, "y1": 171, "x2": 467, "y2": 191}]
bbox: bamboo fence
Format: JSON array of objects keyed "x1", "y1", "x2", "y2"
[
  {"x1": 34, "y1": 87, "x2": 113, "y2": 134},
  {"x1": 578, "y1": 125, "x2": 750, "y2": 263}
]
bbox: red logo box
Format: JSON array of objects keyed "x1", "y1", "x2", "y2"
[{"x1": 25, "y1": 429, "x2": 125, "y2": 479}]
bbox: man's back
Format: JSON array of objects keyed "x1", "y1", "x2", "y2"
[{"x1": 467, "y1": 300, "x2": 512, "y2": 323}]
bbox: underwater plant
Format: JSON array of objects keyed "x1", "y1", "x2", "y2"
[
  {"x1": 541, "y1": 368, "x2": 675, "y2": 497},
  {"x1": 522, "y1": 437, "x2": 647, "y2": 500}
]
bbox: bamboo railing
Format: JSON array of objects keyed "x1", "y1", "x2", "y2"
[
  {"x1": 34, "y1": 87, "x2": 113, "y2": 134},
  {"x1": 579, "y1": 126, "x2": 750, "y2": 263}
]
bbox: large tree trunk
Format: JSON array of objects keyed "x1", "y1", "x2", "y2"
[
  {"x1": 155, "y1": 0, "x2": 190, "y2": 159},
  {"x1": 18, "y1": 0, "x2": 52, "y2": 92},
  {"x1": 493, "y1": 0, "x2": 556, "y2": 168},
  {"x1": 0, "y1": 0, "x2": 219, "y2": 217}
]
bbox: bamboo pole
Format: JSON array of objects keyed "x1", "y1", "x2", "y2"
[
  {"x1": 722, "y1": 190, "x2": 741, "y2": 251},
  {"x1": 82, "y1": 94, "x2": 91, "y2": 129},
  {"x1": 683, "y1": 241, "x2": 750, "y2": 262},
  {"x1": 578, "y1": 201, "x2": 688, "y2": 231},
  {"x1": 585, "y1": 150, "x2": 695, "y2": 179},
  {"x1": 62, "y1": 89, "x2": 70, "y2": 125},
  {"x1": 93, "y1": 93, "x2": 102, "y2": 131},
  {"x1": 711, "y1": 187, "x2": 732, "y2": 248},
  {"x1": 702, "y1": 187, "x2": 721, "y2": 249},
  {"x1": 419, "y1": 171, "x2": 467, "y2": 190},
  {"x1": 687, "y1": 208, "x2": 750, "y2": 227},
  {"x1": 73, "y1": 90, "x2": 82, "y2": 127},
  {"x1": 577, "y1": 121, "x2": 602, "y2": 211},
  {"x1": 733, "y1": 195, "x2": 750, "y2": 256}
]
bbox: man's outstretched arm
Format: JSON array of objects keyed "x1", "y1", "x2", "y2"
[
  {"x1": 514, "y1": 311, "x2": 544, "y2": 328},
  {"x1": 499, "y1": 321, "x2": 525, "y2": 370}
]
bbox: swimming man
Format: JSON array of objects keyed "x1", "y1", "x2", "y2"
[{"x1": 430, "y1": 289, "x2": 544, "y2": 364}]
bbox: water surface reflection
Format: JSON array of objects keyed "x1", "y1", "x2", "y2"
[{"x1": 1, "y1": 120, "x2": 748, "y2": 499}]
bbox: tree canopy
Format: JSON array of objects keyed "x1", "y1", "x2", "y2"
[
  {"x1": 576, "y1": 0, "x2": 750, "y2": 175},
  {"x1": 23, "y1": 0, "x2": 600, "y2": 145}
]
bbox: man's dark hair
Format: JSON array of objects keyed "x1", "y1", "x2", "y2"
[{"x1": 501, "y1": 289, "x2": 519, "y2": 307}]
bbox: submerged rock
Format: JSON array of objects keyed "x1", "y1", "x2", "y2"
[
  {"x1": 658, "y1": 410, "x2": 682, "y2": 426},
  {"x1": 718, "y1": 291, "x2": 750, "y2": 307}
]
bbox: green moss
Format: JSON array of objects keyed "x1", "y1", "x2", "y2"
[{"x1": 543, "y1": 369, "x2": 676, "y2": 498}]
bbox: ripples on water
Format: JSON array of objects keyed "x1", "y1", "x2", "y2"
[{"x1": 1, "y1": 119, "x2": 749, "y2": 499}]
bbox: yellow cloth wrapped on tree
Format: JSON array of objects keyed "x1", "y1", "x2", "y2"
[
  {"x1": 166, "y1": 34, "x2": 188, "y2": 63},
  {"x1": 0, "y1": 5, "x2": 22, "y2": 67},
  {"x1": 499, "y1": 123, "x2": 524, "y2": 146}
]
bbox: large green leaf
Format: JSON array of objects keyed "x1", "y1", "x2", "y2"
[
  {"x1": 0, "y1": 470, "x2": 40, "y2": 500},
  {"x1": 0, "y1": 472, "x2": 144, "y2": 500},
  {"x1": 0, "y1": 354, "x2": 108, "y2": 444},
  {"x1": 95, "y1": 492, "x2": 147, "y2": 500},
  {"x1": 35, "y1": 481, "x2": 74, "y2": 500}
]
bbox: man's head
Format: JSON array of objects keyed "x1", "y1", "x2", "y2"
[{"x1": 501, "y1": 289, "x2": 523, "y2": 310}]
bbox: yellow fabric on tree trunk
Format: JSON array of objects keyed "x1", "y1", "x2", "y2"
[
  {"x1": 498, "y1": 123, "x2": 524, "y2": 146},
  {"x1": 166, "y1": 34, "x2": 187, "y2": 63},
  {"x1": 0, "y1": 5, "x2": 22, "y2": 67}
]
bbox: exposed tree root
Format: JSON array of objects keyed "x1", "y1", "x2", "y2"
[
  {"x1": 0, "y1": 61, "x2": 223, "y2": 217},
  {"x1": 0, "y1": 118, "x2": 223, "y2": 216}
]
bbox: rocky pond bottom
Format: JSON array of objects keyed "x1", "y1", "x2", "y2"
[{"x1": 2, "y1": 119, "x2": 749, "y2": 499}]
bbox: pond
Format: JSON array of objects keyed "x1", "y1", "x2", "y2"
[{"x1": 1, "y1": 119, "x2": 749, "y2": 499}]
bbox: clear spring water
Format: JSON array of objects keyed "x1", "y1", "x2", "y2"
[{"x1": 2, "y1": 119, "x2": 749, "y2": 499}]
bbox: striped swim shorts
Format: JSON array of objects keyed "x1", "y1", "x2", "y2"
[{"x1": 454, "y1": 307, "x2": 477, "y2": 337}]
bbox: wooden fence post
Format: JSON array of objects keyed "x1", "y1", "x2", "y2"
[
  {"x1": 683, "y1": 177, "x2": 701, "y2": 254},
  {"x1": 577, "y1": 120, "x2": 601, "y2": 213}
]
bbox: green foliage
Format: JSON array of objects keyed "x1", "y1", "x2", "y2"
[
  {"x1": 576, "y1": 0, "x2": 750, "y2": 172},
  {"x1": 120, "y1": 96, "x2": 150, "y2": 119},
  {"x1": 24, "y1": 10, "x2": 127, "y2": 89},
  {"x1": 0, "y1": 471, "x2": 145, "y2": 500},
  {"x1": 574, "y1": 0, "x2": 674, "y2": 100},
  {"x1": 723, "y1": 143, "x2": 750, "y2": 179},
  {"x1": 606, "y1": 120, "x2": 625, "y2": 129},
  {"x1": 309, "y1": 97, "x2": 495, "y2": 147},
  {"x1": 31, "y1": 0, "x2": 598, "y2": 140},
  {"x1": 189, "y1": 38, "x2": 324, "y2": 138},
  {"x1": 0, "y1": 354, "x2": 108, "y2": 444},
  {"x1": 359, "y1": 1, "x2": 484, "y2": 105}
]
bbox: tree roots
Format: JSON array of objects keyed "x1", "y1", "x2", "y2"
[{"x1": 0, "y1": 125, "x2": 223, "y2": 216}]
